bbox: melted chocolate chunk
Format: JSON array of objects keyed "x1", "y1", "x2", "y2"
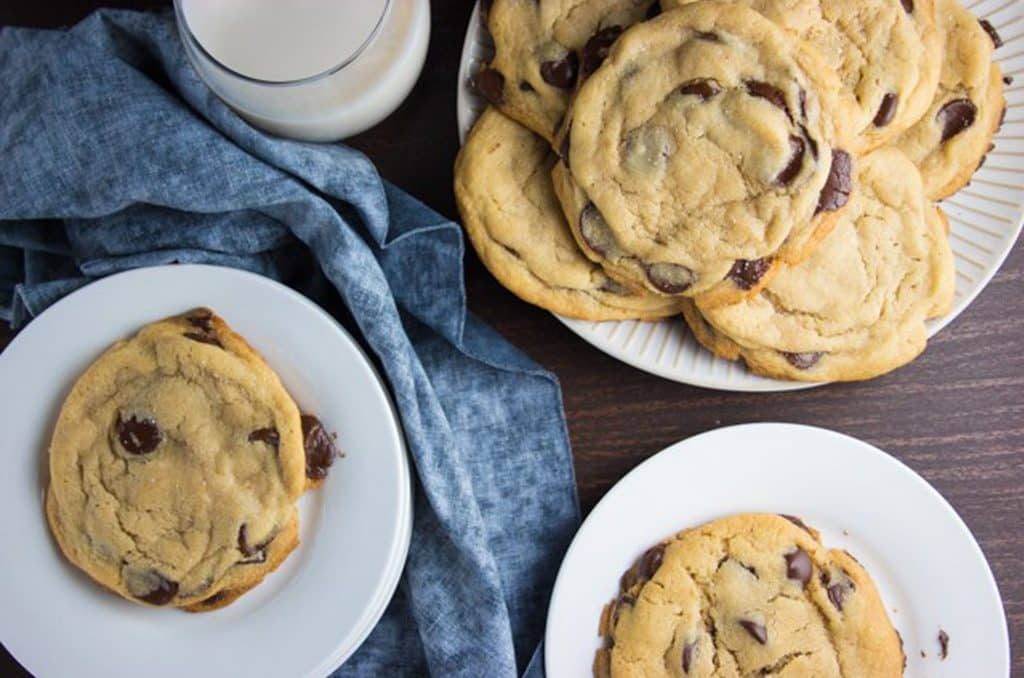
[
  {"x1": 678, "y1": 78, "x2": 722, "y2": 100},
  {"x1": 774, "y1": 136, "x2": 805, "y2": 186},
  {"x1": 739, "y1": 619, "x2": 768, "y2": 645},
  {"x1": 827, "y1": 583, "x2": 845, "y2": 610},
  {"x1": 579, "y1": 203, "x2": 616, "y2": 257},
  {"x1": 780, "y1": 514, "x2": 812, "y2": 533},
  {"x1": 979, "y1": 19, "x2": 1003, "y2": 48},
  {"x1": 900, "y1": 0, "x2": 913, "y2": 12},
  {"x1": 237, "y1": 524, "x2": 274, "y2": 563},
  {"x1": 745, "y1": 80, "x2": 791, "y2": 120},
  {"x1": 621, "y1": 543, "x2": 666, "y2": 591},
  {"x1": 472, "y1": 68, "x2": 505, "y2": 106},
  {"x1": 540, "y1": 52, "x2": 578, "y2": 89},
  {"x1": 580, "y1": 26, "x2": 623, "y2": 79},
  {"x1": 937, "y1": 99, "x2": 977, "y2": 143},
  {"x1": 599, "y1": 279, "x2": 631, "y2": 296},
  {"x1": 693, "y1": 30, "x2": 720, "y2": 42},
  {"x1": 815, "y1": 150, "x2": 852, "y2": 214},
  {"x1": 783, "y1": 351, "x2": 822, "y2": 369},
  {"x1": 785, "y1": 548, "x2": 812, "y2": 587},
  {"x1": 116, "y1": 414, "x2": 162, "y2": 455},
  {"x1": 727, "y1": 258, "x2": 771, "y2": 290},
  {"x1": 682, "y1": 640, "x2": 696, "y2": 673},
  {"x1": 248, "y1": 427, "x2": 280, "y2": 448},
  {"x1": 200, "y1": 591, "x2": 228, "y2": 607},
  {"x1": 184, "y1": 331, "x2": 223, "y2": 348},
  {"x1": 187, "y1": 309, "x2": 213, "y2": 332},
  {"x1": 137, "y1": 573, "x2": 178, "y2": 605},
  {"x1": 302, "y1": 414, "x2": 337, "y2": 481},
  {"x1": 519, "y1": 80, "x2": 535, "y2": 92},
  {"x1": 938, "y1": 629, "x2": 950, "y2": 660},
  {"x1": 645, "y1": 262, "x2": 696, "y2": 294},
  {"x1": 873, "y1": 92, "x2": 898, "y2": 127}
]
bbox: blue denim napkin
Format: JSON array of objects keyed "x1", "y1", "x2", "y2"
[{"x1": 0, "y1": 10, "x2": 579, "y2": 676}]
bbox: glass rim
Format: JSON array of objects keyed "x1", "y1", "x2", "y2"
[{"x1": 172, "y1": 0, "x2": 392, "y2": 87}]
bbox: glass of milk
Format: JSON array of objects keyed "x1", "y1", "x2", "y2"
[{"x1": 174, "y1": 0, "x2": 430, "y2": 142}]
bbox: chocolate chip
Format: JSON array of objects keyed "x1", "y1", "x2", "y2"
[
  {"x1": 745, "y1": 80, "x2": 791, "y2": 120},
  {"x1": 599, "y1": 279, "x2": 631, "y2": 295},
  {"x1": 873, "y1": 93, "x2": 898, "y2": 127},
  {"x1": 645, "y1": 262, "x2": 695, "y2": 294},
  {"x1": 774, "y1": 136, "x2": 805, "y2": 186},
  {"x1": 783, "y1": 351, "x2": 822, "y2": 369},
  {"x1": 200, "y1": 591, "x2": 228, "y2": 607},
  {"x1": 815, "y1": 150, "x2": 852, "y2": 214},
  {"x1": 739, "y1": 619, "x2": 768, "y2": 644},
  {"x1": 116, "y1": 414, "x2": 162, "y2": 455},
  {"x1": 519, "y1": 80, "x2": 535, "y2": 92},
  {"x1": 682, "y1": 640, "x2": 697, "y2": 673},
  {"x1": 780, "y1": 514, "x2": 812, "y2": 533},
  {"x1": 237, "y1": 524, "x2": 273, "y2": 564},
  {"x1": 184, "y1": 331, "x2": 223, "y2": 348},
  {"x1": 827, "y1": 583, "x2": 845, "y2": 610},
  {"x1": 785, "y1": 548, "x2": 812, "y2": 587},
  {"x1": 900, "y1": 0, "x2": 913, "y2": 12},
  {"x1": 472, "y1": 67, "x2": 505, "y2": 106},
  {"x1": 540, "y1": 52, "x2": 578, "y2": 89},
  {"x1": 248, "y1": 427, "x2": 280, "y2": 448},
  {"x1": 979, "y1": 19, "x2": 1003, "y2": 48},
  {"x1": 579, "y1": 203, "x2": 617, "y2": 257},
  {"x1": 301, "y1": 414, "x2": 337, "y2": 481},
  {"x1": 645, "y1": 2, "x2": 661, "y2": 20},
  {"x1": 727, "y1": 258, "x2": 771, "y2": 290},
  {"x1": 136, "y1": 572, "x2": 178, "y2": 605},
  {"x1": 937, "y1": 99, "x2": 977, "y2": 143},
  {"x1": 938, "y1": 629, "x2": 950, "y2": 660},
  {"x1": 621, "y1": 543, "x2": 666, "y2": 590},
  {"x1": 693, "y1": 31, "x2": 720, "y2": 42},
  {"x1": 580, "y1": 26, "x2": 623, "y2": 79},
  {"x1": 187, "y1": 309, "x2": 213, "y2": 332},
  {"x1": 679, "y1": 78, "x2": 722, "y2": 100}
]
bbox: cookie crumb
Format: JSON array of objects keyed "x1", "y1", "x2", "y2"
[{"x1": 938, "y1": 629, "x2": 950, "y2": 660}]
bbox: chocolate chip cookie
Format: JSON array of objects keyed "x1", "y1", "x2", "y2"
[
  {"x1": 596, "y1": 514, "x2": 905, "y2": 677},
  {"x1": 663, "y1": 0, "x2": 943, "y2": 153},
  {"x1": 46, "y1": 309, "x2": 308, "y2": 611},
  {"x1": 456, "y1": 108, "x2": 681, "y2": 320},
  {"x1": 895, "y1": 0, "x2": 1006, "y2": 199},
  {"x1": 683, "y1": 147, "x2": 955, "y2": 382},
  {"x1": 475, "y1": 0, "x2": 658, "y2": 142},
  {"x1": 553, "y1": 3, "x2": 854, "y2": 304}
]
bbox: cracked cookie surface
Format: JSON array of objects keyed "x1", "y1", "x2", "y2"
[
  {"x1": 477, "y1": 0, "x2": 658, "y2": 142},
  {"x1": 45, "y1": 308, "x2": 306, "y2": 610},
  {"x1": 682, "y1": 147, "x2": 954, "y2": 382},
  {"x1": 596, "y1": 514, "x2": 904, "y2": 677},
  {"x1": 455, "y1": 107, "x2": 681, "y2": 320},
  {"x1": 663, "y1": 0, "x2": 943, "y2": 152},
  {"x1": 554, "y1": 3, "x2": 853, "y2": 304},
  {"x1": 895, "y1": 0, "x2": 1005, "y2": 199}
]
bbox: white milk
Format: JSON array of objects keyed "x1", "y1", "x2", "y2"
[{"x1": 175, "y1": 0, "x2": 431, "y2": 141}]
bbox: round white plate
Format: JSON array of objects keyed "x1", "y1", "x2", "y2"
[
  {"x1": 0, "y1": 265, "x2": 413, "y2": 678},
  {"x1": 544, "y1": 423, "x2": 1009, "y2": 677},
  {"x1": 457, "y1": 0, "x2": 1024, "y2": 391}
]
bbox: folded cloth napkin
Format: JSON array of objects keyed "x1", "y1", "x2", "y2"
[{"x1": 0, "y1": 10, "x2": 579, "y2": 676}]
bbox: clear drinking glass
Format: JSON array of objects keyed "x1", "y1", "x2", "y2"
[{"x1": 173, "y1": 0, "x2": 430, "y2": 142}]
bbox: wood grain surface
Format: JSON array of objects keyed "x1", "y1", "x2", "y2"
[{"x1": 1, "y1": 1, "x2": 1022, "y2": 675}]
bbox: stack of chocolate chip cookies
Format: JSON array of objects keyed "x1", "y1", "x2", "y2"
[
  {"x1": 45, "y1": 309, "x2": 336, "y2": 611},
  {"x1": 455, "y1": 0, "x2": 1006, "y2": 382}
]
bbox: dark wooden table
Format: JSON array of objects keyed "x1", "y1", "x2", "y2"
[{"x1": 2, "y1": 1, "x2": 1022, "y2": 675}]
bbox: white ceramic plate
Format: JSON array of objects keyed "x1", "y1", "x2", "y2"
[
  {"x1": 0, "y1": 265, "x2": 413, "y2": 678},
  {"x1": 457, "y1": 0, "x2": 1024, "y2": 391},
  {"x1": 544, "y1": 423, "x2": 1009, "y2": 677}
]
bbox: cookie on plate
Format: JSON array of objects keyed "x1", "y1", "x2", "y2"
[
  {"x1": 662, "y1": 0, "x2": 943, "y2": 153},
  {"x1": 553, "y1": 3, "x2": 854, "y2": 305},
  {"x1": 596, "y1": 514, "x2": 905, "y2": 677},
  {"x1": 474, "y1": 0, "x2": 659, "y2": 142},
  {"x1": 895, "y1": 0, "x2": 1006, "y2": 200},
  {"x1": 682, "y1": 147, "x2": 954, "y2": 382},
  {"x1": 46, "y1": 308, "x2": 307, "y2": 611},
  {"x1": 455, "y1": 108, "x2": 681, "y2": 320}
]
